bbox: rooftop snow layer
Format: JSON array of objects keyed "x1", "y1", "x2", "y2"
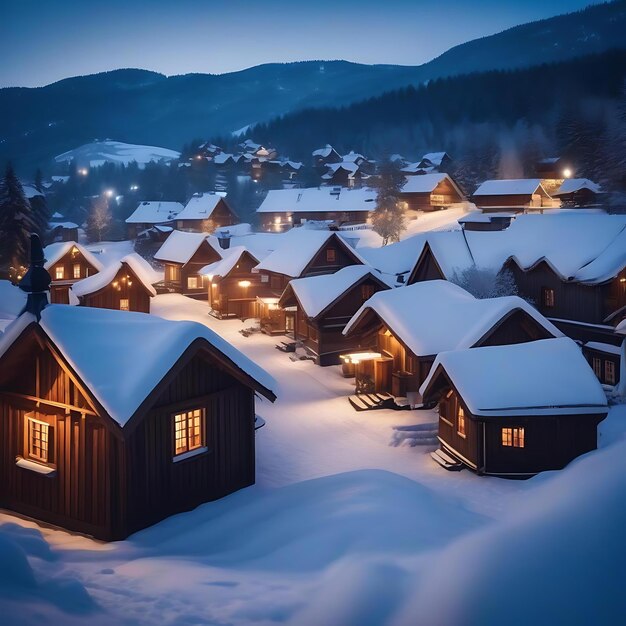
[
  {"x1": 552, "y1": 178, "x2": 601, "y2": 195},
  {"x1": 312, "y1": 144, "x2": 335, "y2": 158},
  {"x1": 257, "y1": 187, "x2": 376, "y2": 214},
  {"x1": 44, "y1": 241, "x2": 105, "y2": 272},
  {"x1": 420, "y1": 152, "x2": 448, "y2": 166},
  {"x1": 573, "y1": 227, "x2": 626, "y2": 284},
  {"x1": 343, "y1": 280, "x2": 562, "y2": 355},
  {"x1": 176, "y1": 194, "x2": 226, "y2": 221},
  {"x1": 473, "y1": 179, "x2": 545, "y2": 196},
  {"x1": 0, "y1": 306, "x2": 276, "y2": 425},
  {"x1": 71, "y1": 253, "x2": 159, "y2": 298},
  {"x1": 125, "y1": 201, "x2": 184, "y2": 224},
  {"x1": 402, "y1": 173, "x2": 456, "y2": 194},
  {"x1": 200, "y1": 246, "x2": 258, "y2": 279},
  {"x1": 154, "y1": 231, "x2": 220, "y2": 265},
  {"x1": 420, "y1": 338, "x2": 607, "y2": 416}
]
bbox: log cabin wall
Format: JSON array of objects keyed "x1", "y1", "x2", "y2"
[
  {"x1": 407, "y1": 247, "x2": 446, "y2": 284},
  {"x1": 438, "y1": 390, "x2": 480, "y2": 468},
  {"x1": 401, "y1": 178, "x2": 463, "y2": 213},
  {"x1": 477, "y1": 309, "x2": 555, "y2": 347},
  {"x1": 304, "y1": 238, "x2": 362, "y2": 277},
  {"x1": 124, "y1": 352, "x2": 256, "y2": 535},
  {"x1": 603, "y1": 266, "x2": 626, "y2": 323},
  {"x1": 472, "y1": 194, "x2": 534, "y2": 209},
  {"x1": 0, "y1": 333, "x2": 120, "y2": 539},
  {"x1": 48, "y1": 248, "x2": 100, "y2": 304},
  {"x1": 260, "y1": 210, "x2": 371, "y2": 231},
  {"x1": 80, "y1": 263, "x2": 152, "y2": 313},
  {"x1": 165, "y1": 243, "x2": 221, "y2": 299}
]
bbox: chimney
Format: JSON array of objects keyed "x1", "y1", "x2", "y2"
[
  {"x1": 217, "y1": 230, "x2": 231, "y2": 250},
  {"x1": 19, "y1": 234, "x2": 51, "y2": 320}
]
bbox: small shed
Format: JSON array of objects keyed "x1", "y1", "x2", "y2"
[
  {"x1": 551, "y1": 178, "x2": 602, "y2": 208},
  {"x1": 400, "y1": 173, "x2": 465, "y2": 213},
  {"x1": 420, "y1": 338, "x2": 608, "y2": 477}
]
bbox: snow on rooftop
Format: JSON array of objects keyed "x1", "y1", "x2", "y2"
[
  {"x1": 421, "y1": 338, "x2": 607, "y2": 416},
  {"x1": 573, "y1": 227, "x2": 626, "y2": 284},
  {"x1": 552, "y1": 178, "x2": 601, "y2": 196},
  {"x1": 321, "y1": 162, "x2": 360, "y2": 178},
  {"x1": 286, "y1": 265, "x2": 393, "y2": 319},
  {"x1": 21, "y1": 183, "x2": 44, "y2": 199},
  {"x1": 402, "y1": 173, "x2": 453, "y2": 194},
  {"x1": 473, "y1": 179, "x2": 545, "y2": 196},
  {"x1": 0, "y1": 280, "x2": 26, "y2": 322},
  {"x1": 342, "y1": 151, "x2": 365, "y2": 162},
  {"x1": 200, "y1": 246, "x2": 258, "y2": 279},
  {"x1": 421, "y1": 152, "x2": 448, "y2": 166},
  {"x1": 0, "y1": 306, "x2": 276, "y2": 426},
  {"x1": 43, "y1": 241, "x2": 104, "y2": 272},
  {"x1": 154, "y1": 230, "x2": 219, "y2": 265},
  {"x1": 176, "y1": 194, "x2": 226, "y2": 221},
  {"x1": 71, "y1": 253, "x2": 159, "y2": 299},
  {"x1": 125, "y1": 201, "x2": 184, "y2": 224},
  {"x1": 312, "y1": 144, "x2": 335, "y2": 158},
  {"x1": 344, "y1": 280, "x2": 562, "y2": 356},
  {"x1": 257, "y1": 187, "x2": 376, "y2": 214},
  {"x1": 254, "y1": 228, "x2": 364, "y2": 278}
]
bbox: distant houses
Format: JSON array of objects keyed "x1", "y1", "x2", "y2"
[
  {"x1": 399, "y1": 173, "x2": 465, "y2": 213},
  {"x1": 125, "y1": 201, "x2": 184, "y2": 239},
  {"x1": 175, "y1": 193, "x2": 238, "y2": 232},
  {"x1": 472, "y1": 179, "x2": 554, "y2": 211}
]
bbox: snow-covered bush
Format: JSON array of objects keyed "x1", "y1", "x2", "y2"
[{"x1": 451, "y1": 266, "x2": 519, "y2": 299}]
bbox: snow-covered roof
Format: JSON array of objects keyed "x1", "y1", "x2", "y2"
[
  {"x1": 44, "y1": 241, "x2": 104, "y2": 272},
  {"x1": 154, "y1": 231, "x2": 220, "y2": 265},
  {"x1": 401, "y1": 173, "x2": 458, "y2": 194},
  {"x1": 343, "y1": 280, "x2": 562, "y2": 356},
  {"x1": 213, "y1": 152, "x2": 234, "y2": 165},
  {"x1": 49, "y1": 221, "x2": 79, "y2": 229},
  {"x1": 401, "y1": 163, "x2": 434, "y2": 174},
  {"x1": 254, "y1": 229, "x2": 365, "y2": 278},
  {"x1": 552, "y1": 178, "x2": 601, "y2": 196},
  {"x1": 200, "y1": 246, "x2": 259, "y2": 279},
  {"x1": 473, "y1": 179, "x2": 546, "y2": 197},
  {"x1": 71, "y1": 253, "x2": 159, "y2": 299},
  {"x1": 420, "y1": 338, "x2": 607, "y2": 417},
  {"x1": 312, "y1": 145, "x2": 335, "y2": 158},
  {"x1": 572, "y1": 228, "x2": 626, "y2": 285},
  {"x1": 342, "y1": 151, "x2": 365, "y2": 163},
  {"x1": 125, "y1": 201, "x2": 184, "y2": 224},
  {"x1": 420, "y1": 152, "x2": 448, "y2": 167},
  {"x1": 257, "y1": 187, "x2": 376, "y2": 214},
  {"x1": 457, "y1": 212, "x2": 515, "y2": 224},
  {"x1": 284, "y1": 265, "x2": 393, "y2": 319},
  {"x1": 584, "y1": 341, "x2": 622, "y2": 356},
  {"x1": 51, "y1": 211, "x2": 64, "y2": 219},
  {"x1": 0, "y1": 306, "x2": 276, "y2": 426},
  {"x1": 321, "y1": 162, "x2": 360, "y2": 179},
  {"x1": 21, "y1": 184, "x2": 44, "y2": 199},
  {"x1": 176, "y1": 194, "x2": 227, "y2": 221},
  {"x1": 0, "y1": 280, "x2": 26, "y2": 321}
]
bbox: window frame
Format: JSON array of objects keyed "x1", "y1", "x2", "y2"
[
  {"x1": 55, "y1": 266, "x2": 64, "y2": 280},
  {"x1": 501, "y1": 426, "x2": 525, "y2": 448},
  {"x1": 119, "y1": 298, "x2": 130, "y2": 311},
  {"x1": 172, "y1": 408, "x2": 207, "y2": 461},
  {"x1": 361, "y1": 283, "x2": 375, "y2": 302},
  {"x1": 73, "y1": 263, "x2": 81, "y2": 279},
  {"x1": 541, "y1": 287, "x2": 555, "y2": 308},
  {"x1": 592, "y1": 357, "x2": 602, "y2": 378},
  {"x1": 605, "y1": 360, "x2": 616, "y2": 385},
  {"x1": 457, "y1": 405, "x2": 466, "y2": 438},
  {"x1": 24, "y1": 413, "x2": 55, "y2": 467},
  {"x1": 326, "y1": 248, "x2": 337, "y2": 263}
]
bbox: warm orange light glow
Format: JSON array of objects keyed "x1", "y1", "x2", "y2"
[
  {"x1": 239, "y1": 280, "x2": 251, "y2": 288},
  {"x1": 562, "y1": 168, "x2": 572, "y2": 178}
]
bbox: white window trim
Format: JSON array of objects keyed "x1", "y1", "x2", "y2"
[
  {"x1": 16, "y1": 456, "x2": 56, "y2": 475},
  {"x1": 172, "y1": 446, "x2": 208, "y2": 463}
]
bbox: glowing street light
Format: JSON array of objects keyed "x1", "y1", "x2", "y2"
[
  {"x1": 129, "y1": 184, "x2": 139, "y2": 192},
  {"x1": 78, "y1": 168, "x2": 88, "y2": 176},
  {"x1": 104, "y1": 189, "x2": 114, "y2": 198},
  {"x1": 562, "y1": 168, "x2": 572, "y2": 179}
]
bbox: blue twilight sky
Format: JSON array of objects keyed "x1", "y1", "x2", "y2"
[{"x1": 0, "y1": 0, "x2": 603, "y2": 88}]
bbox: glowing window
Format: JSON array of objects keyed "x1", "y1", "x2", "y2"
[
  {"x1": 326, "y1": 248, "x2": 336, "y2": 263},
  {"x1": 592, "y1": 357, "x2": 602, "y2": 378},
  {"x1": 605, "y1": 361, "x2": 616, "y2": 385},
  {"x1": 73, "y1": 263, "x2": 81, "y2": 279},
  {"x1": 55, "y1": 266, "x2": 64, "y2": 280},
  {"x1": 27, "y1": 416, "x2": 51, "y2": 464},
  {"x1": 457, "y1": 406, "x2": 466, "y2": 437},
  {"x1": 542, "y1": 287, "x2": 555, "y2": 308},
  {"x1": 502, "y1": 427, "x2": 525, "y2": 448},
  {"x1": 187, "y1": 276, "x2": 199, "y2": 289},
  {"x1": 119, "y1": 298, "x2": 129, "y2": 311},
  {"x1": 173, "y1": 409, "x2": 205, "y2": 457}
]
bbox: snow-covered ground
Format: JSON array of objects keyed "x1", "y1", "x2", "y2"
[{"x1": 1, "y1": 292, "x2": 624, "y2": 625}]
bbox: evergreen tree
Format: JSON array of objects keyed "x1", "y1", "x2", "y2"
[
  {"x1": 371, "y1": 159, "x2": 406, "y2": 245},
  {"x1": 0, "y1": 163, "x2": 37, "y2": 272}
]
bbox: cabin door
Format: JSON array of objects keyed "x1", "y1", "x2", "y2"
[{"x1": 374, "y1": 359, "x2": 393, "y2": 394}]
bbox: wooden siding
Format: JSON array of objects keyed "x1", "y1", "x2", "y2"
[
  {"x1": 400, "y1": 178, "x2": 463, "y2": 213},
  {"x1": 259, "y1": 210, "x2": 370, "y2": 232},
  {"x1": 438, "y1": 390, "x2": 480, "y2": 468},
  {"x1": 49, "y1": 247, "x2": 101, "y2": 304},
  {"x1": 407, "y1": 245, "x2": 446, "y2": 284}
]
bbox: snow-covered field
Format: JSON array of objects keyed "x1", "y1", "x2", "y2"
[{"x1": 1, "y1": 293, "x2": 624, "y2": 625}]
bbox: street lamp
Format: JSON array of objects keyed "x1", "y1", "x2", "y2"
[{"x1": 562, "y1": 168, "x2": 572, "y2": 179}]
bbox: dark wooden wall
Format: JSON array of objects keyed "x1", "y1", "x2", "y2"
[
  {"x1": 303, "y1": 237, "x2": 362, "y2": 277},
  {"x1": 80, "y1": 263, "x2": 152, "y2": 313},
  {"x1": 477, "y1": 309, "x2": 554, "y2": 347},
  {"x1": 407, "y1": 246, "x2": 445, "y2": 284},
  {"x1": 438, "y1": 390, "x2": 480, "y2": 468},
  {"x1": 49, "y1": 248, "x2": 101, "y2": 304}
]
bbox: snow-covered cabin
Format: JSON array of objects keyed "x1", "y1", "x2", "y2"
[
  {"x1": 341, "y1": 280, "x2": 561, "y2": 404},
  {"x1": 154, "y1": 231, "x2": 222, "y2": 298},
  {"x1": 312, "y1": 144, "x2": 342, "y2": 169},
  {"x1": 420, "y1": 338, "x2": 607, "y2": 477},
  {"x1": 44, "y1": 241, "x2": 104, "y2": 304},
  {"x1": 175, "y1": 193, "x2": 238, "y2": 232},
  {"x1": 47, "y1": 217, "x2": 79, "y2": 243},
  {"x1": 201, "y1": 247, "x2": 268, "y2": 320},
  {"x1": 256, "y1": 187, "x2": 376, "y2": 232},
  {"x1": 399, "y1": 173, "x2": 465, "y2": 213},
  {"x1": 0, "y1": 297, "x2": 276, "y2": 540},
  {"x1": 551, "y1": 178, "x2": 602, "y2": 207},
  {"x1": 472, "y1": 179, "x2": 554, "y2": 211},
  {"x1": 125, "y1": 201, "x2": 184, "y2": 238},
  {"x1": 417, "y1": 152, "x2": 452, "y2": 171},
  {"x1": 70, "y1": 253, "x2": 159, "y2": 313},
  {"x1": 457, "y1": 212, "x2": 515, "y2": 232},
  {"x1": 278, "y1": 266, "x2": 393, "y2": 365},
  {"x1": 321, "y1": 161, "x2": 367, "y2": 188}
]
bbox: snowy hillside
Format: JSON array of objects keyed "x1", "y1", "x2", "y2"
[{"x1": 54, "y1": 140, "x2": 180, "y2": 168}]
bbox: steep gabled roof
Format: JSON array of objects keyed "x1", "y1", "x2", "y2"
[
  {"x1": 0, "y1": 306, "x2": 276, "y2": 427},
  {"x1": 573, "y1": 228, "x2": 626, "y2": 285},
  {"x1": 552, "y1": 178, "x2": 601, "y2": 196},
  {"x1": 71, "y1": 253, "x2": 159, "y2": 299},
  {"x1": 343, "y1": 280, "x2": 561, "y2": 356},
  {"x1": 154, "y1": 231, "x2": 221, "y2": 265},
  {"x1": 200, "y1": 246, "x2": 259, "y2": 279},
  {"x1": 44, "y1": 241, "x2": 104, "y2": 273},
  {"x1": 420, "y1": 338, "x2": 607, "y2": 417},
  {"x1": 177, "y1": 193, "x2": 232, "y2": 221},
  {"x1": 419, "y1": 152, "x2": 450, "y2": 167},
  {"x1": 125, "y1": 201, "x2": 184, "y2": 224},
  {"x1": 279, "y1": 265, "x2": 393, "y2": 319},
  {"x1": 401, "y1": 173, "x2": 463, "y2": 197},
  {"x1": 473, "y1": 179, "x2": 547, "y2": 197},
  {"x1": 257, "y1": 187, "x2": 376, "y2": 215}
]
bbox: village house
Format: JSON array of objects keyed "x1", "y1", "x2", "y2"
[
  {"x1": 278, "y1": 266, "x2": 393, "y2": 365},
  {"x1": 0, "y1": 240, "x2": 276, "y2": 540},
  {"x1": 551, "y1": 178, "x2": 602, "y2": 207},
  {"x1": 175, "y1": 193, "x2": 238, "y2": 232},
  {"x1": 312, "y1": 144, "x2": 342, "y2": 170},
  {"x1": 417, "y1": 152, "x2": 452, "y2": 171},
  {"x1": 69, "y1": 253, "x2": 159, "y2": 313},
  {"x1": 256, "y1": 187, "x2": 377, "y2": 232},
  {"x1": 341, "y1": 280, "x2": 561, "y2": 410},
  {"x1": 201, "y1": 247, "x2": 270, "y2": 320},
  {"x1": 399, "y1": 173, "x2": 465, "y2": 214},
  {"x1": 154, "y1": 230, "x2": 222, "y2": 298},
  {"x1": 125, "y1": 201, "x2": 184, "y2": 239},
  {"x1": 472, "y1": 179, "x2": 555, "y2": 211},
  {"x1": 582, "y1": 341, "x2": 621, "y2": 387},
  {"x1": 321, "y1": 162, "x2": 368, "y2": 187},
  {"x1": 47, "y1": 212, "x2": 79, "y2": 243},
  {"x1": 253, "y1": 229, "x2": 366, "y2": 334},
  {"x1": 44, "y1": 241, "x2": 104, "y2": 305},
  {"x1": 534, "y1": 156, "x2": 573, "y2": 181},
  {"x1": 420, "y1": 338, "x2": 607, "y2": 477}
]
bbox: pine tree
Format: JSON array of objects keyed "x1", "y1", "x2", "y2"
[
  {"x1": 0, "y1": 163, "x2": 37, "y2": 272},
  {"x1": 371, "y1": 159, "x2": 406, "y2": 245}
]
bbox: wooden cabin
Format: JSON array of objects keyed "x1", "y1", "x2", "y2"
[
  {"x1": 342, "y1": 281, "x2": 560, "y2": 404},
  {"x1": 472, "y1": 179, "x2": 554, "y2": 212},
  {"x1": 551, "y1": 178, "x2": 602, "y2": 208},
  {"x1": 313, "y1": 144, "x2": 342, "y2": 170},
  {"x1": 254, "y1": 230, "x2": 365, "y2": 334},
  {"x1": 583, "y1": 341, "x2": 622, "y2": 387},
  {"x1": 278, "y1": 266, "x2": 392, "y2": 365},
  {"x1": 125, "y1": 201, "x2": 184, "y2": 239},
  {"x1": 44, "y1": 242, "x2": 103, "y2": 305},
  {"x1": 0, "y1": 290, "x2": 275, "y2": 540},
  {"x1": 256, "y1": 187, "x2": 376, "y2": 232},
  {"x1": 154, "y1": 230, "x2": 222, "y2": 299},
  {"x1": 321, "y1": 162, "x2": 366, "y2": 188},
  {"x1": 417, "y1": 152, "x2": 452, "y2": 171},
  {"x1": 70, "y1": 253, "x2": 158, "y2": 313},
  {"x1": 175, "y1": 194, "x2": 238, "y2": 232},
  {"x1": 399, "y1": 173, "x2": 465, "y2": 214},
  {"x1": 202, "y1": 247, "x2": 270, "y2": 320},
  {"x1": 420, "y1": 338, "x2": 607, "y2": 477},
  {"x1": 47, "y1": 219, "x2": 79, "y2": 243}
]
